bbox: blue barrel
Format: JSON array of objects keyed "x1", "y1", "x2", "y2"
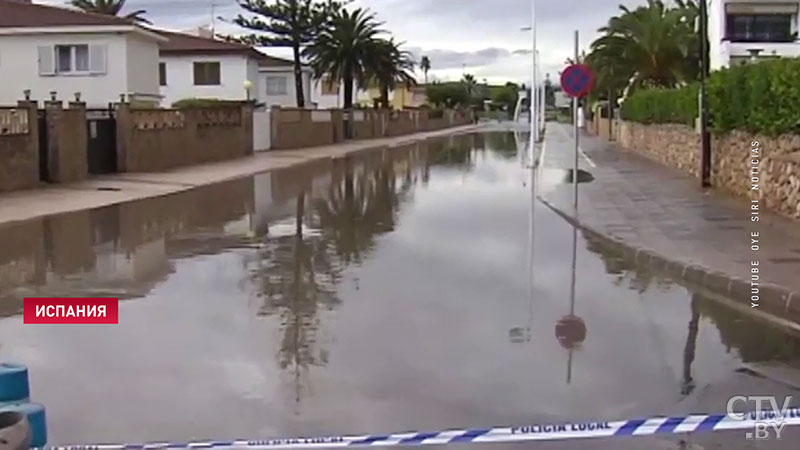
[
  {"x1": 0, "y1": 404, "x2": 46, "y2": 448},
  {"x1": 0, "y1": 365, "x2": 29, "y2": 404}
]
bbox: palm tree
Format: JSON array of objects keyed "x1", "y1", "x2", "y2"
[
  {"x1": 370, "y1": 38, "x2": 416, "y2": 109},
  {"x1": 232, "y1": 0, "x2": 345, "y2": 108},
  {"x1": 420, "y1": 56, "x2": 431, "y2": 84},
  {"x1": 588, "y1": 0, "x2": 699, "y2": 93},
  {"x1": 69, "y1": 0, "x2": 150, "y2": 23},
  {"x1": 304, "y1": 8, "x2": 384, "y2": 109},
  {"x1": 461, "y1": 73, "x2": 477, "y2": 99}
]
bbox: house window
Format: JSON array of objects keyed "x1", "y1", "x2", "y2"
[
  {"x1": 193, "y1": 62, "x2": 221, "y2": 85},
  {"x1": 266, "y1": 76, "x2": 288, "y2": 95},
  {"x1": 726, "y1": 12, "x2": 796, "y2": 42},
  {"x1": 55, "y1": 45, "x2": 89, "y2": 73},
  {"x1": 159, "y1": 62, "x2": 167, "y2": 86},
  {"x1": 321, "y1": 75, "x2": 339, "y2": 95}
]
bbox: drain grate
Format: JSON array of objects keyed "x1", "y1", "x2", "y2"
[{"x1": 96, "y1": 187, "x2": 121, "y2": 192}]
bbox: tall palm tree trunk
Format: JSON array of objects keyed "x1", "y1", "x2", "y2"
[
  {"x1": 292, "y1": 42, "x2": 306, "y2": 108},
  {"x1": 343, "y1": 73, "x2": 354, "y2": 109},
  {"x1": 380, "y1": 84, "x2": 390, "y2": 109}
]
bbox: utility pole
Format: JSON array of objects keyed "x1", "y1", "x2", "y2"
[
  {"x1": 699, "y1": 0, "x2": 711, "y2": 187},
  {"x1": 531, "y1": 0, "x2": 538, "y2": 147}
]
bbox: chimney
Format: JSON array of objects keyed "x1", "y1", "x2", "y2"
[{"x1": 197, "y1": 25, "x2": 214, "y2": 39}]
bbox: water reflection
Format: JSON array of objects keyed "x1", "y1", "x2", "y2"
[
  {"x1": 0, "y1": 132, "x2": 799, "y2": 444},
  {"x1": 582, "y1": 230, "x2": 800, "y2": 395}
]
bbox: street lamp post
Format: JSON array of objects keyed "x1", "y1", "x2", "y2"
[
  {"x1": 531, "y1": 0, "x2": 538, "y2": 147},
  {"x1": 699, "y1": 0, "x2": 711, "y2": 187}
]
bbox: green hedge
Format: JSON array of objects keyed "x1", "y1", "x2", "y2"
[
  {"x1": 620, "y1": 84, "x2": 698, "y2": 126},
  {"x1": 621, "y1": 58, "x2": 800, "y2": 135},
  {"x1": 708, "y1": 58, "x2": 800, "y2": 135},
  {"x1": 171, "y1": 98, "x2": 242, "y2": 109}
]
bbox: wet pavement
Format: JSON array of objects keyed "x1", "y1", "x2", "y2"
[
  {"x1": 0, "y1": 129, "x2": 800, "y2": 449},
  {"x1": 540, "y1": 122, "x2": 800, "y2": 320}
]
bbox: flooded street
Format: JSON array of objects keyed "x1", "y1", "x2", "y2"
[{"x1": 1, "y1": 129, "x2": 800, "y2": 449}]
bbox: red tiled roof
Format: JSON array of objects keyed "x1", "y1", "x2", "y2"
[
  {"x1": 154, "y1": 30, "x2": 305, "y2": 68},
  {"x1": 0, "y1": 0, "x2": 133, "y2": 28},
  {"x1": 258, "y1": 55, "x2": 295, "y2": 67},
  {"x1": 155, "y1": 29, "x2": 258, "y2": 55}
]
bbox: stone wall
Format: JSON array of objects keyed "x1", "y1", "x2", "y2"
[
  {"x1": 0, "y1": 102, "x2": 39, "y2": 192},
  {"x1": 617, "y1": 121, "x2": 702, "y2": 178},
  {"x1": 269, "y1": 107, "x2": 471, "y2": 150},
  {"x1": 44, "y1": 101, "x2": 89, "y2": 183},
  {"x1": 270, "y1": 107, "x2": 343, "y2": 150},
  {"x1": 616, "y1": 120, "x2": 800, "y2": 220},
  {"x1": 116, "y1": 103, "x2": 253, "y2": 172}
]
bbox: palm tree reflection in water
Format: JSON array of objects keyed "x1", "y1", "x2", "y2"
[{"x1": 248, "y1": 145, "x2": 432, "y2": 407}]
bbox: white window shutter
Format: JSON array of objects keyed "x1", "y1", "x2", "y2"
[
  {"x1": 37, "y1": 46, "x2": 55, "y2": 76},
  {"x1": 89, "y1": 45, "x2": 107, "y2": 74}
]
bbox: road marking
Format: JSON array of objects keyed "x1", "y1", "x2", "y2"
[
  {"x1": 554, "y1": 123, "x2": 597, "y2": 168},
  {"x1": 536, "y1": 140, "x2": 547, "y2": 168}
]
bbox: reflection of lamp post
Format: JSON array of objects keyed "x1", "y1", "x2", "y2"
[
  {"x1": 556, "y1": 217, "x2": 586, "y2": 384},
  {"x1": 510, "y1": 141, "x2": 537, "y2": 344}
]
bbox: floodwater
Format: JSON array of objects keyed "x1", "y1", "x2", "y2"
[{"x1": 1, "y1": 129, "x2": 800, "y2": 449}]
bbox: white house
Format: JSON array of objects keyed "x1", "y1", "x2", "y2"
[
  {"x1": 0, "y1": 0, "x2": 164, "y2": 107},
  {"x1": 312, "y1": 76, "x2": 372, "y2": 109},
  {"x1": 156, "y1": 29, "x2": 262, "y2": 107},
  {"x1": 257, "y1": 55, "x2": 313, "y2": 108},
  {"x1": 709, "y1": 0, "x2": 800, "y2": 69}
]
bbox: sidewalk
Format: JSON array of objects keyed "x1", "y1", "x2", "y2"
[
  {"x1": 0, "y1": 125, "x2": 479, "y2": 226},
  {"x1": 540, "y1": 122, "x2": 800, "y2": 324}
]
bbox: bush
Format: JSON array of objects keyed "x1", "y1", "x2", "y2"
[
  {"x1": 622, "y1": 58, "x2": 800, "y2": 135},
  {"x1": 708, "y1": 58, "x2": 800, "y2": 135},
  {"x1": 172, "y1": 98, "x2": 242, "y2": 109},
  {"x1": 620, "y1": 84, "x2": 698, "y2": 126}
]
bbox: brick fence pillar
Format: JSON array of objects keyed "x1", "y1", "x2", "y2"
[{"x1": 115, "y1": 102, "x2": 131, "y2": 172}]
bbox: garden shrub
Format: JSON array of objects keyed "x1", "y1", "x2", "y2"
[{"x1": 622, "y1": 58, "x2": 800, "y2": 135}]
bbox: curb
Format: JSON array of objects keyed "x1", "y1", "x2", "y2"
[{"x1": 539, "y1": 197, "x2": 800, "y2": 325}]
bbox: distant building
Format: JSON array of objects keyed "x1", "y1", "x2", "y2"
[
  {"x1": 392, "y1": 85, "x2": 428, "y2": 109},
  {"x1": 709, "y1": 0, "x2": 800, "y2": 69},
  {"x1": 554, "y1": 90, "x2": 570, "y2": 109}
]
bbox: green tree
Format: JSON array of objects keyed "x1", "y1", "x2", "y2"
[
  {"x1": 304, "y1": 8, "x2": 384, "y2": 108},
  {"x1": 425, "y1": 83, "x2": 469, "y2": 108},
  {"x1": 588, "y1": 0, "x2": 699, "y2": 94},
  {"x1": 370, "y1": 38, "x2": 416, "y2": 109},
  {"x1": 233, "y1": 0, "x2": 346, "y2": 107},
  {"x1": 491, "y1": 83, "x2": 518, "y2": 112},
  {"x1": 461, "y1": 73, "x2": 477, "y2": 99},
  {"x1": 69, "y1": 0, "x2": 149, "y2": 23},
  {"x1": 420, "y1": 56, "x2": 431, "y2": 84},
  {"x1": 544, "y1": 75, "x2": 556, "y2": 107}
]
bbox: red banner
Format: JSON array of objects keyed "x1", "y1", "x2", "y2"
[{"x1": 23, "y1": 298, "x2": 119, "y2": 324}]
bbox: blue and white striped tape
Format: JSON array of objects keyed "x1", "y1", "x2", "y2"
[{"x1": 41, "y1": 407, "x2": 800, "y2": 450}]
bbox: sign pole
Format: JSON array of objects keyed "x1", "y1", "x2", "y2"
[
  {"x1": 573, "y1": 30, "x2": 579, "y2": 212},
  {"x1": 531, "y1": 0, "x2": 538, "y2": 150}
]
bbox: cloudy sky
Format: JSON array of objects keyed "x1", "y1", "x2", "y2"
[{"x1": 43, "y1": 0, "x2": 646, "y2": 84}]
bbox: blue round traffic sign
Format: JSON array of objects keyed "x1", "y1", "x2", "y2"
[{"x1": 560, "y1": 64, "x2": 594, "y2": 98}]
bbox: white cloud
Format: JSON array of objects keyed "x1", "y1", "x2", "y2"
[{"x1": 38, "y1": 0, "x2": 648, "y2": 83}]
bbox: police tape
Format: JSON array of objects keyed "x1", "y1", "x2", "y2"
[{"x1": 41, "y1": 407, "x2": 800, "y2": 450}]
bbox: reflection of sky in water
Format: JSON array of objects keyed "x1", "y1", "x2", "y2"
[{"x1": 0, "y1": 133, "x2": 797, "y2": 448}]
